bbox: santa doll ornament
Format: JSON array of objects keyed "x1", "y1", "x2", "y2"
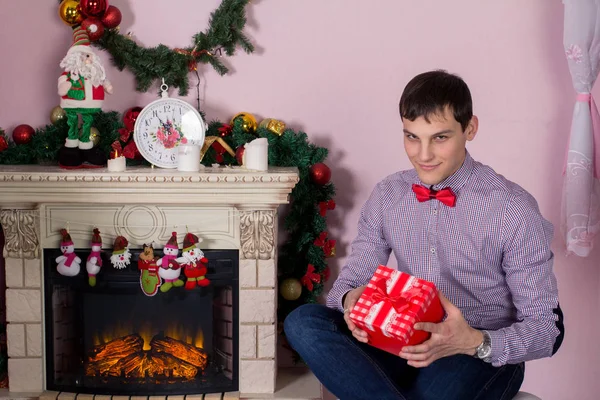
[
  {"x1": 57, "y1": 26, "x2": 113, "y2": 169},
  {"x1": 177, "y1": 232, "x2": 210, "y2": 290},
  {"x1": 157, "y1": 232, "x2": 184, "y2": 292},
  {"x1": 111, "y1": 235, "x2": 131, "y2": 269},
  {"x1": 86, "y1": 228, "x2": 102, "y2": 286},
  {"x1": 56, "y1": 229, "x2": 81, "y2": 276}
]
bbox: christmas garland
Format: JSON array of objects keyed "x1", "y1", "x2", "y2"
[{"x1": 56, "y1": 0, "x2": 254, "y2": 96}]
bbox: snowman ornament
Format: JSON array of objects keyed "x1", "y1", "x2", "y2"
[
  {"x1": 157, "y1": 232, "x2": 184, "y2": 292},
  {"x1": 86, "y1": 228, "x2": 103, "y2": 286},
  {"x1": 56, "y1": 228, "x2": 81, "y2": 277}
]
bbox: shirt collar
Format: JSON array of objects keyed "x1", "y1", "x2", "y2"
[{"x1": 412, "y1": 150, "x2": 474, "y2": 193}]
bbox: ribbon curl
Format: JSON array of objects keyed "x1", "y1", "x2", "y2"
[{"x1": 369, "y1": 278, "x2": 424, "y2": 315}]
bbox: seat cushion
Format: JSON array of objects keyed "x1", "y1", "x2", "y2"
[{"x1": 513, "y1": 392, "x2": 541, "y2": 400}]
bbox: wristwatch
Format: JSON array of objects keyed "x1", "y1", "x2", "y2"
[{"x1": 474, "y1": 330, "x2": 492, "y2": 362}]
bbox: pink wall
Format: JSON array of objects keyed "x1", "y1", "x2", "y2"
[{"x1": 0, "y1": 1, "x2": 598, "y2": 398}]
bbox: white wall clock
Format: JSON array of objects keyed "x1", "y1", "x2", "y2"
[{"x1": 133, "y1": 80, "x2": 206, "y2": 168}]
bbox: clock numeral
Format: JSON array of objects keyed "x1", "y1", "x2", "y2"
[
  {"x1": 143, "y1": 132, "x2": 148, "y2": 139},
  {"x1": 177, "y1": 106, "x2": 183, "y2": 116},
  {"x1": 152, "y1": 110, "x2": 159, "y2": 118},
  {"x1": 148, "y1": 143, "x2": 153, "y2": 152},
  {"x1": 164, "y1": 104, "x2": 172, "y2": 113},
  {"x1": 145, "y1": 119, "x2": 151, "y2": 127},
  {"x1": 171, "y1": 153, "x2": 176, "y2": 161}
]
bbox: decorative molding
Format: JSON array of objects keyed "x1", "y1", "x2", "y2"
[
  {"x1": 0, "y1": 209, "x2": 39, "y2": 259},
  {"x1": 240, "y1": 210, "x2": 275, "y2": 260}
]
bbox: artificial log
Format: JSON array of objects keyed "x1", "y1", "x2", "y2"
[
  {"x1": 85, "y1": 334, "x2": 144, "y2": 375},
  {"x1": 107, "y1": 352, "x2": 198, "y2": 379},
  {"x1": 150, "y1": 335, "x2": 208, "y2": 369}
]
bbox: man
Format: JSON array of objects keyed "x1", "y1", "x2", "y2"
[
  {"x1": 284, "y1": 70, "x2": 563, "y2": 400},
  {"x1": 57, "y1": 26, "x2": 113, "y2": 168}
]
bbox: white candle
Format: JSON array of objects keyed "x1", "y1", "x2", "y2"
[
  {"x1": 243, "y1": 138, "x2": 268, "y2": 171},
  {"x1": 177, "y1": 144, "x2": 201, "y2": 172},
  {"x1": 107, "y1": 156, "x2": 126, "y2": 172}
]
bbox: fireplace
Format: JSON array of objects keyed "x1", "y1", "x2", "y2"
[{"x1": 43, "y1": 248, "x2": 238, "y2": 396}]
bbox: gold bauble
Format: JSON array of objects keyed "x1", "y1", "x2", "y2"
[
  {"x1": 50, "y1": 106, "x2": 66, "y2": 125},
  {"x1": 89, "y1": 127, "x2": 100, "y2": 146},
  {"x1": 259, "y1": 118, "x2": 286, "y2": 136},
  {"x1": 280, "y1": 278, "x2": 302, "y2": 301},
  {"x1": 59, "y1": 0, "x2": 84, "y2": 26},
  {"x1": 231, "y1": 112, "x2": 258, "y2": 135}
]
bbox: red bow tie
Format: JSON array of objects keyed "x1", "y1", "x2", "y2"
[{"x1": 412, "y1": 184, "x2": 457, "y2": 207}]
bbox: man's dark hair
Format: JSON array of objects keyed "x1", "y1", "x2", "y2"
[{"x1": 399, "y1": 70, "x2": 473, "y2": 132}]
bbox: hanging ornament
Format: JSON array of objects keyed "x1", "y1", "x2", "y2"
[
  {"x1": 310, "y1": 162, "x2": 331, "y2": 186},
  {"x1": 280, "y1": 278, "x2": 302, "y2": 301},
  {"x1": 111, "y1": 235, "x2": 132, "y2": 269},
  {"x1": 301, "y1": 264, "x2": 321, "y2": 292},
  {"x1": 101, "y1": 5, "x2": 122, "y2": 29},
  {"x1": 231, "y1": 112, "x2": 258, "y2": 135},
  {"x1": 235, "y1": 145, "x2": 245, "y2": 165},
  {"x1": 56, "y1": 229, "x2": 81, "y2": 277},
  {"x1": 79, "y1": 0, "x2": 109, "y2": 17},
  {"x1": 319, "y1": 199, "x2": 336, "y2": 216},
  {"x1": 259, "y1": 118, "x2": 286, "y2": 136},
  {"x1": 138, "y1": 243, "x2": 161, "y2": 296},
  {"x1": 50, "y1": 106, "x2": 67, "y2": 125},
  {"x1": 12, "y1": 124, "x2": 35, "y2": 145},
  {"x1": 58, "y1": 0, "x2": 84, "y2": 26},
  {"x1": 123, "y1": 106, "x2": 143, "y2": 131},
  {"x1": 81, "y1": 17, "x2": 105, "y2": 41},
  {"x1": 157, "y1": 232, "x2": 184, "y2": 292},
  {"x1": 86, "y1": 228, "x2": 103, "y2": 287},
  {"x1": 89, "y1": 127, "x2": 101, "y2": 146},
  {"x1": 0, "y1": 136, "x2": 8, "y2": 153},
  {"x1": 177, "y1": 232, "x2": 210, "y2": 290}
]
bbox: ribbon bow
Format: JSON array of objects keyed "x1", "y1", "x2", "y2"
[
  {"x1": 369, "y1": 278, "x2": 424, "y2": 315},
  {"x1": 412, "y1": 184, "x2": 456, "y2": 207}
]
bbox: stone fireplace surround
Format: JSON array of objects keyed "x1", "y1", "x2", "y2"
[{"x1": 0, "y1": 165, "x2": 322, "y2": 400}]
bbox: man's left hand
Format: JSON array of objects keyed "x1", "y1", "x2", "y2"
[{"x1": 398, "y1": 292, "x2": 483, "y2": 368}]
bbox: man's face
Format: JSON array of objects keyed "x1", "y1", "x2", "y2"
[{"x1": 402, "y1": 107, "x2": 477, "y2": 185}]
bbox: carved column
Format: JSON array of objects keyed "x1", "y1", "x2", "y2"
[
  {"x1": 0, "y1": 209, "x2": 43, "y2": 392},
  {"x1": 238, "y1": 209, "x2": 278, "y2": 395}
]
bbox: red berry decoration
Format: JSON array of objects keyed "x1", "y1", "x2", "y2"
[
  {"x1": 309, "y1": 163, "x2": 331, "y2": 186},
  {"x1": 81, "y1": 17, "x2": 105, "y2": 41},
  {"x1": 0, "y1": 136, "x2": 8, "y2": 152},
  {"x1": 235, "y1": 145, "x2": 245, "y2": 165},
  {"x1": 12, "y1": 124, "x2": 35, "y2": 145},
  {"x1": 101, "y1": 5, "x2": 122, "y2": 29}
]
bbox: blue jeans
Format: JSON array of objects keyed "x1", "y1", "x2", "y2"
[{"x1": 284, "y1": 304, "x2": 524, "y2": 400}]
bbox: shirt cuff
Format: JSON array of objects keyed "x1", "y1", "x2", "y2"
[
  {"x1": 339, "y1": 289, "x2": 352, "y2": 313},
  {"x1": 487, "y1": 328, "x2": 507, "y2": 367}
]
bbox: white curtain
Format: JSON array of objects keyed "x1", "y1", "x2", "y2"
[{"x1": 562, "y1": 0, "x2": 600, "y2": 257}]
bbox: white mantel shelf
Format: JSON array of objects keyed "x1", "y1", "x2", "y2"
[{"x1": 0, "y1": 165, "x2": 299, "y2": 207}]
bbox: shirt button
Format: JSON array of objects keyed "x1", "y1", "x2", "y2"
[
  {"x1": 430, "y1": 248, "x2": 436, "y2": 254},
  {"x1": 432, "y1": 209, "x2": 438, "y2": 215}
]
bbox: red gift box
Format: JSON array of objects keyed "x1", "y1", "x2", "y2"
[{"x1": 349, "y1": 265, "x2": 445, "y2": 356}]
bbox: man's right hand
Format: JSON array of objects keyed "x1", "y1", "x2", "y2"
[{"x1": 343, "y1": 285, "x2": 369, "y2": 343}]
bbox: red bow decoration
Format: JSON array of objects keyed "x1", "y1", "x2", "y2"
[
  {"x1": 314, "y1": 232, "x2": 336, "y2": 257},
  {"x1": 369, "y1": 278, "x2": 424, "y2": 315},
  {"x1": 212, "y1": 140, "x2": 227, "y2": 163},
  {"x1": 319, "y1": 199, "x2": 336, "y2": 216},
  {"x1": 218, "y1": 124, "x2": 233, "y2": 137},
  {"x1": 314, "y1": 232, "x2": 328, "y2": 247},
  {"x1": 412, "y1": 184, "x2": 456, "y2": 207},
  {"x1": 301, "y1": 264, "x2": 321, "y2": 291},
  {"x1": 118, "y1": 127, "x2": 131, "y2": 143}
]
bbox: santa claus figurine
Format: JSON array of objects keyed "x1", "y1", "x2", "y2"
[
  {"x1": 177, "y1": 232, "x2": 210, "y2": 290},
  {"x1": 57, "y1": 26, "x2": 113, "y2": 169}
]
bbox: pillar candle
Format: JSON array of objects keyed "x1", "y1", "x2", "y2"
[{"x1": 177, "y1": 144, "x2": 201, "y2": 172}]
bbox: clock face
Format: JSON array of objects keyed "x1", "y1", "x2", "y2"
[{"x1": 133, "y1": 97, "x2": 206, "y2": 168}]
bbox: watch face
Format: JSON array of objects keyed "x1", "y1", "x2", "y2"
[{"x1": 133, "y1": 98, "x2": 206, "y2": 168}]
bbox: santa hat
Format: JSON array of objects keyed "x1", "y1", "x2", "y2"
[
  {"x1": 165, "y1": 232, "x2": 179, "y2": 249},
  {"x1": 66, "y1": 25, "x2": 95, "y2": 57},
  {"x1": 183, "y1": 232, "x2": 200, "y2": 252},
  {"x1": 91, "y1": 228, "x2": 102, "y2": 246},
  {"x1": 60, "y1": 229, "x2": 73, "y2": 246},
  {"x1": 113, "y1": 236, "x2": 129, "y2": 254}
]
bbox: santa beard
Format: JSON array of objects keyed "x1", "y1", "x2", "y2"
[
  {"x1": 111, "y1": 249, "x2": 132, "y2": 269},
  {"x1": 60, "y1": 51, "x2": 106, "y2": 87},
  {"x1": 179, "y1": 249, "x2": 204, "y2": 264}
]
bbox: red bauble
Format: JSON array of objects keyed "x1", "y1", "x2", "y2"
[
  {"x1": 309, "y1": 163, "x2": 331, "y2": 186},
  {"x1": 123, "y1": 106, "x2": 142, "y2": 131},
  {"x1": 81, "y1": 17, "x2": 105, "y2": 41},
  {"x1": 12, "y1": 124, "x2": 35, "y2": 145},
  {"x1": 79, "y1": 0, "x2": 108, "y2": 17},
  {"x1": 101, "y1": 5, "x2": 122, "y2": 29},
  {"x1": 235, "y1": 145, "x2": 245, "y2": 165},
  {"x1": 0, "y1": 136, "x2": 7, "y2": 152}
]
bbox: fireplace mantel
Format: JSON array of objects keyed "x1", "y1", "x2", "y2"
[{"x1": 0, "y1": 165, "x2": 322, "y2": 400}]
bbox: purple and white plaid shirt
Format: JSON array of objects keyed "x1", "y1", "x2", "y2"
[{"x1": 327, "y1": 152, "x2": 562, "y2": 367}]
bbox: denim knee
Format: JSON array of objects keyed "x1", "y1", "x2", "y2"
[{"x1": 284, "y1": 304, "x2": 330, "y2": 345}]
